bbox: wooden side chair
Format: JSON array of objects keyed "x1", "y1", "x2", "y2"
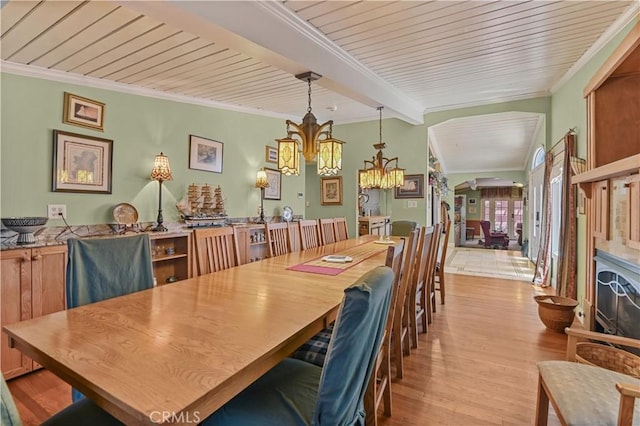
[
  {"x1": 536, "y1": 328, "x2": 640, "y2": 426},
  {"x1": 288, "y1": 223, "x2": 302, "y2": 252},
  {"x1": 434, "y1": 220, "x2": 452, "y2": 305},
  {"x1": 202, "y1": 266, "x2": 394, "y2": 426},
  {"x1": 319, "y1": 218, "x2": 336, "y2": 245},
  {"x1": 364, "y1": 239, "x2": 405, "y2": 426},
  {"x1": 193, "y1": 227, "x2": 240, "y2": 275},
  {"x1": 265, "y1": 222, "x2": 291, "y2": 257},
  {"x1": 425, "y1": 223, "x2": 442, "y2": 324},
  {"x1": 299, "y1": 219, "x2": 321, "y2": 250},
  {"x1": 334, "y1": 217, "x2": 349, "y2": 241},
  {"x1": 392, "y1": 229, "x2": 419, "y2": 379},
  {"x1": 407, "y1": 226, "x2": 433, "y2": 348}
]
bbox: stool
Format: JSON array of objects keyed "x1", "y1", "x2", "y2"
[{"x1": 465, "y1": 227, "x2": 474, "y2": 240}]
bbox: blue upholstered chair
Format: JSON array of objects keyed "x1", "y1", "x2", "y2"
[
  {"x1": 66, "y1": 234, "x2": 154, "y2": 402},
  {"x1": 1, "y1": 374, "x2": 121, "y2": 426},
  {"x1": 390, "y1": 220, "x2": 417, "y2": 237},
  {"x1": 202, "y1": 265, "x2": 394, "y2": 426}
]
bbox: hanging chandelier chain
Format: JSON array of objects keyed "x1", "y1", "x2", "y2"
[
  {"x1": 378, "y1": 106, "x2": 383, "y2": 143},
  {"x1": 307, "y1": 78, "x2": 312, "y2": 113}
]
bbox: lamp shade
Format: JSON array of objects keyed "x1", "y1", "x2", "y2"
[
  {"x1": 255, "y1": 169, "x2": 270, "y2": 189},
  {"x1": 150, "y1": 152, "x2": 173, "y2": 181},
  {"x1": 317, "y1": 138, "x2": 344, "y2": 176},
  {"x1": 276, "y1": 137, "x2": 300, "y2": 176}
]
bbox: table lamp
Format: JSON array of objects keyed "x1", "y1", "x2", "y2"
[
  {"x1": 255, "y1": 169, "x2": 270, "y2": 224},
  {"x1": 151, "y1": 152, "x2": 173, "y2": 231}
]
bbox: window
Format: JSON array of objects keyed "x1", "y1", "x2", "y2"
[
  {"x1": 494, "y1": 200, "x2": 508, "y2": 232},
  {"x1": 532, "y1": 147, "x2": 545, "y2": 169}
]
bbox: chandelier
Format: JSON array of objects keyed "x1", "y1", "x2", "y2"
[
  {"x1": 359, "y1": 107, "x2": 404, "y2": 189},
  {"x1": 276, "y1": 72, "x2": 344, "y2": 176}
]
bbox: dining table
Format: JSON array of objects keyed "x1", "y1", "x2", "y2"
[{"x1": 3, "y1": 234, "x2": 400, "y2": 425}]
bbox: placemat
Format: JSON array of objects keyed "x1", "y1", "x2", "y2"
[{"x1": 287, "y1": 241, "x2": 389, "y2": 275}]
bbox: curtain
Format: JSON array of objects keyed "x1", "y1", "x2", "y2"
[
  {"x1": 533, "y1": 151, "x2": 554, "y2": 287},
  {"x1": 480, "y1": 187, "x2": 522, "y2": 198},
  {"x1": 556, "y1": 134, "x2": 577, "y2": 298}
]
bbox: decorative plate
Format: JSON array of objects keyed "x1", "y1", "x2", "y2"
[
  {"x1": 283, "y1": 206, "x2": 293, "y2": 222},
  {"x1": 113, "y1": 203, "x2": 139, "y2": 225}
]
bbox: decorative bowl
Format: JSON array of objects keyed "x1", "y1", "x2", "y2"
[
  {"x1": 1, "y1": 217, "x2": 49, "y2": 244},
  {"x1": 534, "y1": 295, "x2": 579, "y2": 333}
]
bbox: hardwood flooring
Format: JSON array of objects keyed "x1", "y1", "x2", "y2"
[{"x1": 7, "y1": 272, "x2": 565, "y2": 425}]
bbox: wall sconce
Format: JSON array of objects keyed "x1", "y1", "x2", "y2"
[
  {"x1": 255, "y1": 168, "x2": 270, "y2": 224},
  {"x1": 150, "y1": 152, "x2": 173, "y2": 232}
]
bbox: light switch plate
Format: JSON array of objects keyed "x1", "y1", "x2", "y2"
[{"x1": 408, "y1": 200, "x2": 418, "y2": 208}]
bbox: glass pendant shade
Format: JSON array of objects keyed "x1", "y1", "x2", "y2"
[
  {"x1": 317, "y1": 138, "x2": 344, "y2": 176},
  {"x1": 276, "y1": 137, "x2": 300, "y2": 176}
]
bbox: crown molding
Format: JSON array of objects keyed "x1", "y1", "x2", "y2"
[{"x1": 0, "y1": 61, "x2": 292, "y2": 120}]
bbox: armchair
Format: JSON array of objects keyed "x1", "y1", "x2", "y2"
[{"x1": 479, "y1": 220, "x2": 509, "y2": 249}]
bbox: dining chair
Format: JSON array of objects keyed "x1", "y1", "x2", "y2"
[
  {"x1": 265, "y1": 222, "x2": 291, "y2": 257},
  {"x1": 193, "y1": 227, "x2": 240, "y2": 275},
  {"x1": 535, "y1": 328, "x2": 640, "y2": 426},
  {"x1": 407, "y1": 226, "x2": 433, "y2": 348},
  {"x1": 319, "y1": 218, "x2": 336, "y2": 245},
  {"x1": 2, "y1": 373, "x2": 121, "y2": 426},
  {"x1": 202, "y1": 266, "x2": 394, "y2": 426},
  {"x1": 390, "y1": 220, "x2": 417, "y2": 237},
  {"x1": 299, "y1": 219, "x2": 321, "y2": 250},
  {"x1": 434, "y1": 220, "x2": 452, "y2": 305},
  {"x1": 66, "y1": 234, "x2": 154, "y2": 403},
  {"x1": 425, "y1": 223, "x2": 442, "y2": 324},
  {"x1": 391, "y1": 229, "x2": 419, "y2": 380},
  {"x1": 333, "y1": 217, "x2": 349, "y2": 241}
]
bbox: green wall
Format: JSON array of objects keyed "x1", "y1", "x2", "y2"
[
  {"x1": 549, "y1": 17, "x2": 638, "y2": 318},
  {"x1": 0, "y1": 72, "x2": 306, "y2": 225}
]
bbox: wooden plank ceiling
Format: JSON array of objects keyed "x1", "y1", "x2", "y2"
[{"x1": 1, "y1": 0, "x2": 635, "y2": 173}]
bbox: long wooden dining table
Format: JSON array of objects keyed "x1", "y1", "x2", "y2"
[{"x1": 3, "y1": 235, "x2": 399, "y2": 425}]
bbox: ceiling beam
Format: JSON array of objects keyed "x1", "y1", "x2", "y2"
[{"x1": 117, "y1": 0, "x2": 425, "y2": 125}]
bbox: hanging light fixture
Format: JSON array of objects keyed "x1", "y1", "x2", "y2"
[
  {"x1": 276, "y1": 72, "x2": 344, "y2": 176},
  {"x1": 359, "y1": 107, "x2": 405, "y2": 190}
]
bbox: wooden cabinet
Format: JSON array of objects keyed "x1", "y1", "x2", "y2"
[
  {"x1": 592, "y1": 180, "x2": 610, "y2": 240},
  {"x1": 358, "y1": 216, "x2": 390, "y2": 236},
  {"x1": 150, "y1": 233, "x2": 192, "y2": 285},
  {"x1": 626, "y1": 174, "x2": 640, "y2": 249},
  {"x1": 236, "y1": 225, "x2": 268, "y2": 264},
  {"x1": 1, "y1": 245, "x2": 67, "y2": 379}
]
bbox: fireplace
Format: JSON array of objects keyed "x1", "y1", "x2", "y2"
[{"x1": 594, "y1": 250, "x2": 640, "y2": 353}]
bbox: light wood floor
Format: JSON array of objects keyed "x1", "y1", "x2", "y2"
[{"x1": 8, "y1": 272, "x2": 565, "y2": 425}]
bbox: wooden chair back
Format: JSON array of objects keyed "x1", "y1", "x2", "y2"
[
  {"x1": 334, "y1": 217, "x2": 349, "y2": 241},
  {"x1": 425, "y1": 223, "x2": 442, "y2": 323},
  {"x1": 365, "y1": 239, "x2": 405, "y2": 425},
  {"x1": 319, "y1": 218, "x2": 336, "y2": 245},
  {"x1": 299, "y1": 219, "x2": 321, "y2": 250},
  {"x1": 392, "y1": 229, "x2": 419, "y2": 379},
  {"x1": 406, "y1": 226, "x2": 433, "y2": 347},
  {"x1": 435, "y1": 220, "x2": 452, "y2": 304},
  {"x1": 288, "y1": 223, "x2": 301, "y2": 252},
  {"x1": 194, "y1": 227, "x2": 240, "y2": 275},
  {"x1": 265, "y1": 222, "x2": 291, "y2": 258}
]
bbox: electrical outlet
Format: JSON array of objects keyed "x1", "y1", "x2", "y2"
[
  {"x1": 47, "y1": 204, "x2": 67, "y2": 219},
  {"x1": 408, "y1": 200, "x2": 418, "y2": 208}
]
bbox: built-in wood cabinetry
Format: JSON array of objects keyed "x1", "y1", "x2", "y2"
[
  {"x1": 358, "y1": 216, "x2": 390, "y2": 236},
  {"x1": 592, "y1": 180, "x2": 610, "y2": 240},
  {"x1": 626, "y1": 174, "x2": 640, "y2": 249},
  {"x1": 150, "y1": 232, "x2": 192, "y2": 285},
  {"x1": 235, "y1": 225, "x2": 268, "y2": 264},
  {"x1": 1, "y1": 245, "x2": 67, "y2": 379}
]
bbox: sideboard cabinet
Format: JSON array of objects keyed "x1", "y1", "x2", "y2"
[
  {"x1": 150, "y1": 232, "x2": 192, "y2": 285},
  {"x1": 1, "y1": 245, "x2": 67, "y2": 379}
]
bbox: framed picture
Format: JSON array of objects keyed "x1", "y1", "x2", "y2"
[
  {"x1": 52, "y1": 130, "x2": 113, "y2": 194},
  {"x1": 63, "y1": 92, "x2": 105, "y2": 131},
  {"x1": 468, "y1": 206, "x2": 477, "y2": 214},
  {"x1": 321, "y1": 176, "x2": 343, "y2": 205},
  {"x1": 263, "y1": 168, "x2": 281, "y2": 200},
  {"x1": 189, "y1": 135, "x2": 223, "y2": 173},
  {"x1": 395, "y1": 174, "x2": 424, "y2": 199},
  {"x1": 468, "y1": 198, "x2": 477, "y2": 205},
  {"x1": 265, "y1": 145, "x2": 278, "y2": 163}
]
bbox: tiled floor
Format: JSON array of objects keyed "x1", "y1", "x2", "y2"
[{"x1": 445, "y1": 246, "x2": 535, "y2": 282}]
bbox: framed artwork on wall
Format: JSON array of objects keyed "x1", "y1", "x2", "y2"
[
  {"x1": 52, "y1": 130, "x2": 113, "y2": 194},
  {"x1": 189, "y1": 135, "x2": 223, "y2": 173},
  {"x1": 468, "y1": 198, "x2": 477, "y2": 205},
  {"x1": 321, "y1": 176, "x2": 343, "y2": 205},
  {"x1": 263, "y1": 168, "x2": 281, "y2": 200},
  {"x1": 63, "y1": 92, "x2": 105, "y2": 131},
  {"x1": 265, "y1": 145, "x2": 278, "y2": 163},
  {"x1": 395, "y1": 174, "x2": 424, "y2": 199}
]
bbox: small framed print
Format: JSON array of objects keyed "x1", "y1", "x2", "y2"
[
  {"x1": 263, "y1": 168, "x2": 281, "y2": 200},
  {"x1": 189, "y1": 135, "x2": 223, "y2": 173},
  {"x1": 63, "y1": 92, "x2": 105, "y2": 131},
  {"x1": 52, "y1": 130, "x2": 113, "y2": 194},
  {"x1": 468, "y1": 198, "x2": 477, "y2": 205},
  {"x1": 265, "y1": 145, "x2": 278, "y2": 163},
  {"x1": 395, "y1": 174, "x2": 424, "y2": 199},
  {"x1": 321, "y1": 176, "x2": 343, "y2": 205}
]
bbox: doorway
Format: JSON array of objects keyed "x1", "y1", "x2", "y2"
[{"x1": 529, "y1": 148, "x2": 545, "y2": 262}]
